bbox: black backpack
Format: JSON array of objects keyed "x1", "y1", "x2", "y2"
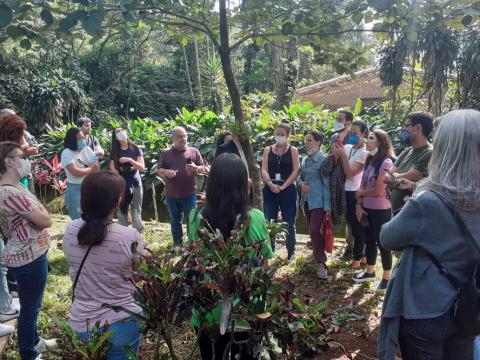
[{"x1": 422, "y1": 192, "x2": 480, "y2": 336}]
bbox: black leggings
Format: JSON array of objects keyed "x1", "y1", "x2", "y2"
[
  {"x1": 345, "y1": 191, "x2": 366, "y2": 261},
  {"x1": 198, "y1": 331, "x2": 256, "y2": 359},
  {"x1": 364, "y1": 208, "x2": 392, "y2": 270}
]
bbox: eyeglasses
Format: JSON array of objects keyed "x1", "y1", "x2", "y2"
[{"x1": 8, "y1": 154, "x2": 25, "y2": 160}]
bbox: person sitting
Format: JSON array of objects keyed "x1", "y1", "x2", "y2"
[{"x1": 63, "y1": 171, "x2": 144, "y2": 359}]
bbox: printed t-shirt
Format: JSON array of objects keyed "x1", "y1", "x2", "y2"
[
  {"x1": 0, "y1": 184, "x2": 50, "y2": 267},
  {"x1": 362, "y1": 158, "x2": 393, "y2": 210}
]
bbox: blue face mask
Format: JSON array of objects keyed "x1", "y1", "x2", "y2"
[
  {"x1": 77, "y1": 139, "x2": 86, "y2": 150},
  {"x1": 399, "y1": 129, "x2": 410, "y2": 144},
  {"x1": 346, "y1": 134, "x2": 360, "y2": 145}
]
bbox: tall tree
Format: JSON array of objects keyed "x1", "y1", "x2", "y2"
[{"x1": 2, "y1": 0, "x2": 470, "y2": 204}]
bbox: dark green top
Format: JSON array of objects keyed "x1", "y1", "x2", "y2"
[
  {"x1": 187, "y1": 207, "x2": 273, "y2": 328},
  {"x1": 390, "y1": 144, "x2": 433, "y2": 212}
]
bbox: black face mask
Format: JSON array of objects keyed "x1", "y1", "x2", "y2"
[{"x1": 215, "y1": 140, "x2": 240, "y2": 158}]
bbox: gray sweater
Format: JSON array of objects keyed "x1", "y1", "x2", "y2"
[{"x1": 377, "y1": 191, "x2": 480, "y2": 359}]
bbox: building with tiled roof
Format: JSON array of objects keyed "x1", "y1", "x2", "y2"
[{"x1": 295, "y1": 68, "x2": 384, "y2": 110}]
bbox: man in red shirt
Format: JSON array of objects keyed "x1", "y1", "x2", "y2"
[{"x1": 157, "y1": 127, "x2": 207, "y2": 251}]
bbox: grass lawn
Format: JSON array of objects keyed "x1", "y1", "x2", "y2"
[{"x1": 4, "y1": 215, "x2": 389, "y2": 359}]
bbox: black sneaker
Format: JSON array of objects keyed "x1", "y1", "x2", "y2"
[
  {"x1": 340, "y1": 251, "x2": 353, "y2": 261},
  {"x1": 352, "y1": 271, "x2": 376, "y2": 282},
  {"x1": 376, "y1": 279, "x2": 389, "y2": 292}
]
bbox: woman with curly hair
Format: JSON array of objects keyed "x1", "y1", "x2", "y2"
[{"x1": 0, "y1": 112, "x2": 37, "y2": 157}]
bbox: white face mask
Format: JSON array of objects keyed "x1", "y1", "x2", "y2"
[
  {"x1": 17, "y1": 158, "x2": 32, "y2": 178},
  {"x1": 116, "y1": 131, "x2": 128, "y2": 142},
  {"x1": 368, "y1": 147, "x2": 378, "y2": 156},
  {"x1": 275, "y1": 136, "x2": 287, "y2": 145}
]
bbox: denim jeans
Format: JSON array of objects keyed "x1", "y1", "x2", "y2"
[
  {"x1": 475, "y1": 336, "x2": 480, "y2": 360},
  {"x1": 9, "y1": 252, "x2": 48, "y2": 360},
  {"x1": 117, "y1": 186, "x2": 144, "y2": 232},
  {"x1": 263, "y1": 184, "x2": 297, "y2": 256},
  {"x1": 399, "y1": 309, "x2": 474, "y2": 360},
  {"x1": 65, "y1": 183, "x2": 82, "y2": 220},
  {"x1": 165, "y1": 194, "x2": 196, "y2": 246},
  {"x1": 0, "y1": 235, "x2": 13, "y2": 312},
  {"x1": 77, "y1": 316, "x2": 142, "y2": 360}
]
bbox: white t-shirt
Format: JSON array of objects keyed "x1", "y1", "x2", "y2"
[
  {"x1": 61, "y1": 148, "x2": 86, "y2": 185},
  {"x1": 344, "y1": 144, "x2": 367, "y2": 191}
]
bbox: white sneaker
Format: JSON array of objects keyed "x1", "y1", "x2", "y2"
[
  {"x1": 0, "y1": 305, "x2": 20, "y2": 322},
  {"x1": 316, "y1": 263, "x2": 328, "y2": 279},
  {"x1": 34, "y1": 338, "x2": 58, "y2": 354},
  {"x1": 0, "y1": 323, "x2": 14, "y2": 337}
]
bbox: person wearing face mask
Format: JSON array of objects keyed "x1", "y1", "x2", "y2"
[
  {"x1": 0, "y1": 141, "x2": 57, "y2": 359},
  {"x1": 110, "y1": 128, "x2": 145, "y2": 232},
  {"x1": 299, "y1": 131, "x2": 331, "y2": 278},
  {"x1": 76, "y1": 117, "x2": 105, "y2": 159},
  {"x1": 354, "y1": 130, "x2": 395, "y2": 292},
  {"x1": 330, "y1": 110, "x2": 354, "y2": 147},
  {"x1": 261, "y1": 123, "x2": 300, "y2": 259},
  {"x1": 63, "y1": 171, "x2": 145, "y2": 359},
  {"x1": 61, "y1": 128, "x2": 100, "y2": 220},
  {"x1": 384, "y1": 112, "x2": 433, "y2": 214},
  {"x1": 333, "y1": 120, "x2": 369, "y2": 270}
]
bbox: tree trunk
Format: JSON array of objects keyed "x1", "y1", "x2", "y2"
[
  {"x1": 183, "y1": 45, "x2": 196, "y2": 106},
  {"x1": 194, "y1": 38, "x2": 204, "y2": 107},
  {"x1": 218, "y1": 0, "x2": 262, "y2": 209}
]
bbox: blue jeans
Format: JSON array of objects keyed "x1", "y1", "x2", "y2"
[
  {"x1": 165, "y1": 194, "x2": 197, "y2": 245},
  {"x1": 165, "y1": 194, "x2": 196, "y2": 246},
  {"x1": 399, "y1": 309, "x2": 474, "y2": 360},
  {"x1": 0, "y1": 236, "x2": 13, "y2": 312},
  {"x1": 263, "y1": 184, "x2": 297, "y2": 255},
  {"x1": 475, "y1": 336, "x2": 480, "y2": 360},
  {"x1": 9, "y1": 252, "x2": 48, "y2": 360},
  {"x1": 77, "y1": 316, "x2": 142, "y2": 360},
  {"x1": 65, "y1": 183, "x2": 82, "y2": 220}
]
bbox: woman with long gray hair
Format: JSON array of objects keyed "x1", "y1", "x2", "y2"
[{"x1": 377, "y1": 109, "x2": 480, "y2": 360}]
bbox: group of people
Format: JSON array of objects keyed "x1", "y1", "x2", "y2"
[{"x1": 0, "y1": 106, "x2": 478, "y2": 360}]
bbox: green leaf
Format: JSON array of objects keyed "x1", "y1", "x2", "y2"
[
  {"x1": 407, "y1": 31, "x2": 418, "y2": 42},
  {"x1": 73, "y1": 0, "x2": 89, "y2": 4},
  {"x1": 281, "y1": 22, "x2": 293, "y2": 35},
  {"x1": 180, "y1": 38, "x2": 188, "y2": 46},
  {"x1": 40, "y1": 9, "x2": 54, "y2": 26},
  {"x1": 4, "y1": 0, "x2": 21, "y2": 9},
  {"x1": 352, "y1": 13, "x2": 363, "y2": 25},
  {"x1": 461, "y1": 15, "x2": 473, "y2": 26},
  {"x1": 59, "y1": 14, "x2": 79, "y2": 32},
  {"x1": 354, "y1": 98, "x2": 362, "y2": 115},
  {"x1": 82, "y1": 9, "x2": 105, "y2": 35},
  {"x1": 20, "y1": 38, "x2": 31, "y2": 50},
  {"x1": 5, "y1": 25, "x2": 25, "y2": 39},
  {"x1": 0, "y1": 5, "x2": 13, "y2": 28}
]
